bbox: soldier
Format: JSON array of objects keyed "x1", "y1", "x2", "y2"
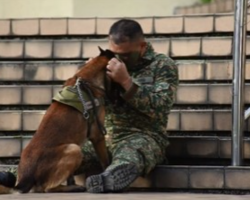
[
  {"x1": 82, "y1": 19, "x2": 179, "y2": 193},
  {"x1": 0, "y1": 18, "x2": 179, "y2": 194}
]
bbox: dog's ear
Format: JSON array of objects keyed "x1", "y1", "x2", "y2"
[
  {"x1": 98, "y1": 46, "x2": 115, "y2": 59},
  {"x1": 104, "y1": 49, "x2": 115, "y2": 59},
  {"x1": 98, "y1": 46, "x2": 105, "y2": 55}
]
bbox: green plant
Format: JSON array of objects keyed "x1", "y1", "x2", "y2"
[{"x1": 200, "y1": 0, "x2": 212, "y2": 3}]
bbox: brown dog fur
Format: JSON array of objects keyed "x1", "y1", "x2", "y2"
[{"x1": 14, "y1": 50, "x2": 113, "y2": 193}]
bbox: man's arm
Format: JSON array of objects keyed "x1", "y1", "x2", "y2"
[{"x1": 122, "y1": 63, "x2": 178, "y2": 119}]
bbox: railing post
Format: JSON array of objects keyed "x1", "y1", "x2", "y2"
[{"x1": 232, "y1": 0, "x2": 248, "y2": 166}]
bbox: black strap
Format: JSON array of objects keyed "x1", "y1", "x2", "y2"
[{"x1": 80, "y1": 80, "x2": 107, "y2": 137}]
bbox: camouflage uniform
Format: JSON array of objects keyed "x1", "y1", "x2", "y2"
[{"x1": 80, "y1": 42, "x2": 179, "y2": 176}]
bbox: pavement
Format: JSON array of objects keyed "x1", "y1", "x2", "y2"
[{"x1": 0, "y1": 192, "x2": 249, "y2": 200}]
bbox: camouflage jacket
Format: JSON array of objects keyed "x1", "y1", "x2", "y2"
[{"x1": 105, "y1": 42, "x2": 179, "y2": 149}]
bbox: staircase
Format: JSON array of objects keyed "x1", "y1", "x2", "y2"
[
  {"x1": 174, "y1": 0, "x2": 235, "y2": 15},
  {"x1": 1, "y1": 14, "x2": 250, "y2": 191}
]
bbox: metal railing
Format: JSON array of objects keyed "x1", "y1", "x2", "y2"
[{"x1": 232, "y1": 0, "x2": 248, "y2": 166}]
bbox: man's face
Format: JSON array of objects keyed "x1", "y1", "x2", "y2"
[{"x1": 108, "y1": 38, "x2": 146, "y2": 69}]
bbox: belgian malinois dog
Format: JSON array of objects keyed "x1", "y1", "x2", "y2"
[{"x1": 0, "y1": 47, "x2": 116, "y2": 193}]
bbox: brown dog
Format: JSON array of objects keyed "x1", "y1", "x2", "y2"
[{"x1": 0, "y1": 48, "x2": 115, "y2": 193}]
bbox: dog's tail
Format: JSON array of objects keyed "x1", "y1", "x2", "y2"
[
  {"x1": 15, "y1": 174, "x2": 35, "y2": 193},
  {"x1": 0, "y1": 171, "x2": 16, "y2": 194}
]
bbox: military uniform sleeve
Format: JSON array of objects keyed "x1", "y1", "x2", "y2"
[{"x1": 122, "y1": 59, "x2": 179, "y2": 119}]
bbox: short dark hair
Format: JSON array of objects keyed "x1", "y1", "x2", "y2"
[{"x1": 109, "y1": 19, "x2": 144, "y2": 44}]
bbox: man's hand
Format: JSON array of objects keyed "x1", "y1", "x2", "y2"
[{"x1": 107, "y1": 58, "x2": 132, "y2": 91}]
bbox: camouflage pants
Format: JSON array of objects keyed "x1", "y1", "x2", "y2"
[{"x1": 76, "y1": 133, "x2": 167, "y2": 176}]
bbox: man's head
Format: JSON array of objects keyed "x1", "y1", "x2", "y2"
[{"x1": 108, "y1": 19, "x2": 147, "y2": 69}]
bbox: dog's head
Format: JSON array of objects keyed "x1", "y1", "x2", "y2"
[{"x1": 97, "y1": 47, "x2": 125, "y2": 108}]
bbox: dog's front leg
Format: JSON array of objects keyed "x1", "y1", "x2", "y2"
[
  {"x1": 90, "y1": 133, "x2": 110, "y2": 170},
  {"x1": 89, "y1": 107, "x2": 110, "y2": 170}
]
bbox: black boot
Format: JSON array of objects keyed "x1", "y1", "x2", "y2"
[
  {"x1": 86, "y1": 163, "x2": 138, "y2": 193},
  {"x1": 0, "y1": 171, "x2": 16, "y2": 188}
]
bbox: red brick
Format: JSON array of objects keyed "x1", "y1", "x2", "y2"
[
  {"x1": 0, "y1": 86, "x2": 22, "y2": 105},
  {"x1": 245, "y1": 84, "x2": 250, "y2": 104},
  {"x1": 148, "y1": 38, "x2": 170, "y2": 55},
  {"x1": 246, "y1": 61, "x2": 250, "y2": 80},
  {"x1": 168, "y1": 111, "x2": 180, "y2": 131},
  {"x1": 202, "y1": 37, "x2": 232, "y2": 56},
  {"x1": 246, "y1": 37, "x2": 250, "y2": 56},
  {"x1": 40, "y1": 19, "x2": 67, "y2": 35},
  {"x1": 82, "y1": 39, "x2": 109, "y2": 58},
  {"x1": 0, "y1": 62, "x2": 24, "y2": 81},
  {"x1": 68, "y1": 18, "x2": 96, "y2": 35},
  {"x1": 0, "y1": 111, "x2": 22, "y2": 131},
  {"x1": 54, "y1": 63, "x2": 80, "y2": 81},
  {"x1": 226, "y1": 168, "x2": 250, "y2": 189},
  {"x1": 178, "y1": 61, "x2": 204, "y2": 80},
  {"x1": 208, "y1": 84, "x2": 232, "y2": 104},
  {"x1": 184, "y1": 15, "x2": 214, "y2": 33},
  {"x1": 215, "y1": 14, "x2": 234, "y2": 32},
  {"x1": 22, "y1": 86, "x2": 52, "y2": 105},
  {"x1": 0, "y1": 138, "x2": 21, "y2": 157},
  {"x1": 24, "y1": 62, "x2": 54, "y2": 81},
  {"x1": 185, "y1": 139, "x2": 218, "y2": 158},
  {"x1": 53, "y1": 85, "x2": 63, "y2": 96},
  {"x1": 96, "y1": 18, "x2": 119, "y2": 35},
  {"x1": 155, "y1": 16, "x2": 183, "y2": 34},
  {"x1": 0, "y1": 41, "x2": 24, "y2": 58},
  {"x1": 247, "y1": 15, "x2": 250, "y2": 32},
  {"x1": 25, "y1": 40, "x2": 53, "y2": 58},
  {"x1": 190, "y1": 168, "x2": 224, "y2": 189},
  {"x1": 23, "y1": 111, "x2": 45, "y2": 131},
  {"x1": 181, "y1": 110, "x2": 213, "y2": 131},
  {"x1": 206, "y1": 61, "x2": 232, "y2": 80},
  {"x1": 214, "y1": 110, "x2": 231, "y2": 131},
  {"x1": 54, "y1": 40, "x2": 82, "y2": 59},
  {"x1": 176, "y1": 84, "x2": 208, "y2": 104},
  {"x1": 0, "y1": 20, "x2": 10, "y2": 35},
  {"x1": 171, "y1": 38, "x2": 201, "y2": 57},
  {"x1": 133, "y1": 18, "x2": 154, "y2": 34},
  {"x1": 12, "y1": 19, "x2": 39, "y2": 35}
]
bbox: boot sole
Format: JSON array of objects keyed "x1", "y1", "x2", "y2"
[{"x1": 86, "y1": 164, "x2": 138, "y2": 193}]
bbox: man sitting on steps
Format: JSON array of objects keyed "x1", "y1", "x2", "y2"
[
  {"x1": 81, "y1": 19, "x2": 179, "y2": 193},
  {"x1": 0, "y1": 19, "x2": 179, "y2": 193}
]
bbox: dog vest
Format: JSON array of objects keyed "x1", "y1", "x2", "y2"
[{"x1": 52, "y1": 86, "x2": 105, "y2": 114}]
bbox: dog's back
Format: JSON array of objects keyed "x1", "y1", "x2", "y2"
[{"x1": 16, "y1": 101, "x2": 87, "y2": 193}]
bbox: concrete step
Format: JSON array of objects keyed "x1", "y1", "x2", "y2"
[
  {"x1": 0, "y1": 84, "x2": 249, "y2": 106},
  {"x1": 1, "y1": 164, "x2": 250, "y2": 190},
  {"x1": 1, "y1": 109, "x2": 249, "y2": 132},
  {"x1": 1, "y1": 60, "x2": 250, "y2": 81},
  {"x1": 1, "y1": 36, "x2": 250, "y2": 59},
  {"x1": 0, "y1": 14, "x2": 249, "y2": 36},
  {"x1": 176, "y1": 83, "x2": 250, "y2": 105},
  {"x1": 150, "y1": 165, "x2": 250, "y2": 190},
  {"x1": 175, "y1": 0, "x2": 234, "y2": 15},
  {"x1": 167, "y1": 136, "x2": 250, "y2": 159},
  {"x1": 168, "y1": 109, "x2": 250, "y2": 132},
  {"x1": 1, "y1": 135, "x2": 250, "y2": 159}
]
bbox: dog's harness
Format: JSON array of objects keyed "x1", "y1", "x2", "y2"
[{"x1": 53, "y1": 77, "x2": 107, "y2": 137}]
